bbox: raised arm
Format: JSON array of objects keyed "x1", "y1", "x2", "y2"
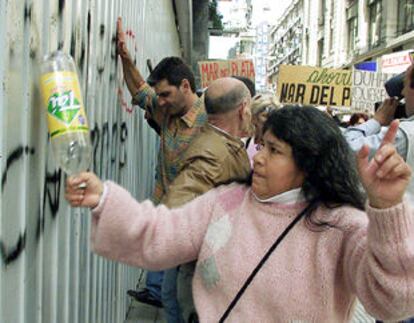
[
  {"x1": 343, "y1": 121, "x2": 414, "y2": 320},
  {"x1": 65, "y1": 172, "x2": 214, "y2": 270},
  {"x1": 117, "y1": 17, "x2": 163, "y2": 129},
  {"x1": 343, "y1": 98, "x2": 408, "y2": 159},
  {"x1": 357, "y1": 119, "x2": 411, "y2": 208},
  {"x1": 117, "y1": 17, "x2": 145, "y2": 97}
]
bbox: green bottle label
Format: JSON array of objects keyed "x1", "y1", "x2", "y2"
[{"x1": 47, "y1": 90, "x2": 81, "y2": 125}]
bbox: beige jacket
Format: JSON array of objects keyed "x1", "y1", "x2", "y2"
[{"x1": 161, "y1": 124, "x2": 251, "y2": 208}]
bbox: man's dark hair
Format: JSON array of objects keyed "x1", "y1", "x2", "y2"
[
  {"x1": 147, "y1": 57, "x2": 196, "y2": 92},
  {"x1": 231, "y1": 76, "x2": 256, "y2": 97},
  {"x1": 262, "y1": 105, "x2": 366, "y2": 216},
  {"x1": 204, "y1": 83, "x2": 250, "y2": 114}
]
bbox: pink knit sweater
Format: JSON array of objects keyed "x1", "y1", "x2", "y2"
[{"x1": 91, "y1": 182, "x2": 414, "y2": 322}]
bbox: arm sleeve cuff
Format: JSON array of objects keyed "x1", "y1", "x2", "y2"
[
  {"x1": 91, "y1": 181, "x2": 110, "y2": 216},
  {"x1": 349, "y1": 119, "x2": 381, "y2": 136},
  {"x1": 366, "y1": 200, "x2": 413, "y2": 244}
]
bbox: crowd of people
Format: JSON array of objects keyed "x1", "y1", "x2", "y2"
[{"x1": 64, "y1": 17, "x2": 414, "y2": 323}]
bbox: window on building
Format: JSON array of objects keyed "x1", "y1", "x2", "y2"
[
  {"x1": 368, "y1": 0, "x2": 383, "y2": 49},
  {"x1": 398, "y1": 0, "x2": 414, "y2": 35},
  {"x1": 329, "y1": 0, "x2": 335, "y2": 52},
  {"x1": 346, "y1": 2, "x2": 358, "y2": 55},
  {"x1": 318, "y1": 38, "x2": 324, "y2": 66},
  {"x1": 319, "y1": 0, "x2": 326, "y2": 26},
  {"x1": 305, "y1": 32, "x2": 309, "y2": 64}
]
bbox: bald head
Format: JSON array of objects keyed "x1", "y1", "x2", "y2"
[{"x1": 204, "y1": 77, "x2": 251, "y2": 114}]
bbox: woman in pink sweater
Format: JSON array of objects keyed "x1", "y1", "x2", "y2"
[{"x1": 66, "y1": 106, "x2": 414, "y2": 322}]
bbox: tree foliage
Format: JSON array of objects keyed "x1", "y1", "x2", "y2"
[{"x1": 209, "y1": 0, "x2": 223, "y2": 30}]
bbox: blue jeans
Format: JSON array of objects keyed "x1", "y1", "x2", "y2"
[
  {"x1": 146, "y1": 270, "x2": 163, "y2": 301},
  {"x1": 162, "y1": 267, "x2": 184, "y2": 323}
]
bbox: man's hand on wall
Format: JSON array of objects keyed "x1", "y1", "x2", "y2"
[{"x1": 117, "y1": 17, "x2": 131, "y2": 60}]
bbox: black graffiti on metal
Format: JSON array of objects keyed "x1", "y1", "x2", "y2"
[
  {"x1": 0, "y1": 146, "x2": 33, "y2": 265},
  {"x1": 111, "y1": 122, "x2": 118, "y2": 164},
  {"x1": 100, "y1": 24, "x2": 105, "y2": 38},
  {"x1": 42, "y1": 169, "x2": 63, "y2": 219},
  {"x1": 1, "y1": 120, "x2": 129, "y2": 262},
  {"x1": 99, "y1": 122, "x2": 109, "y2": 175},
  {"x1": 87, "y1": 11, "x2": 91, "y2": 34},
  {"x1": 24, "y1": 3, "x2": 32, "y2": 22},
  {"x1": 0, "y1": 231, "x2": 26, "y2": 266},
  {"x1": 91, "y1": 122, "x2": 100, "y2": 172},
  {"x1": 120, "y1": 122, "x2": 128, "y2": 167},
  {"x1": 1, "y1": 146, "x2": 35, "y2": 191},
  {"x1": 35, "y1": 204, "x2": 44, "y2": 242},
  {"x1": 97, "y1": 24, "x2": 106, "y2": 75},
  {"x1": 111, "y1": 34, "x2": 117, "y2": 60},
  {"x1": 58, "y1": 0, "x2": 65, "y2": 16},
  {"x1": 84, "y1": 10, "x2": 92, "y2": 72},
  {"x1": 70, "y1": 31, "x2": 76, "y2": 58},
  {"x1": 91, "y1": 121, "x2": 128, "y2": 174},
  {"x1": 0, "y1": 143, "x2": 63, "y2": 263},
  {"x1": 35, "y1": 169, "x2": 63, "y2": 242},
  {"x1": 80, "y1": 41, "x2": 86, "y2": 71}
]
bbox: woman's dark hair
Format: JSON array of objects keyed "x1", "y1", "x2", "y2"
[
  {"x1": 349, "y1": 113, "x2": 369, "y2": 126},
  {"x1": 147, "y1": 57, "x2": 196, "y2": 92},
  {"x1": 262, "y1": 105, "x2": 365, "y2": 213}
]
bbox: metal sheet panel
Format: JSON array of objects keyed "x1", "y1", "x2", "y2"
[{"x1": 0, "y1": 0, "x2": 181, "y2": 322}]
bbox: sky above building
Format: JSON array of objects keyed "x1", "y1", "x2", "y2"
[
  {"x1": 209, "y1": 0, "x2": 292, "y2": 59},
  {"x1": 251, "y1": 0, "x2": 291, "y2": 25}
]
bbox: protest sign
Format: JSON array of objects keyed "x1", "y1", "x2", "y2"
[
  {"x1": 276, "y1": 65, "x2": 352, "y2": 107},
  {"x1": 198, "y1": 59, "x2": 255, "y2": 88},
  {"x1": 352, "y1": 69, "x2": 396, "y2": 113},
  {"x1": 381, "y1": 50, "x2": 414, "y2": 74}
]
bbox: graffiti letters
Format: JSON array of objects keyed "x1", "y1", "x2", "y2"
[
  {"x1": 91, "y1": 121, "x2": 128, "y2": 177},
  {"x1": 0, "y1": 231, "x2": 26, "y2": 266},
  {"x1": 1, "y1": 146, "x2": 35, "y2": 191}
]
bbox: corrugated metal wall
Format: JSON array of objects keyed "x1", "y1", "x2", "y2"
[{"x1": 0, "y1": 1, "x2": 181, "y2": 322}]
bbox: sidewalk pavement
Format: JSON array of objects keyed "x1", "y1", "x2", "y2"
[
  {"x1": 124, "y1": 271, "x2": 166, "y2": 323},
  {"x1": 125, "y1": 300, "x2": 165, "y2": 323}
]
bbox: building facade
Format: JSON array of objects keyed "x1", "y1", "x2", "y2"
[
  {"x1": 254, "y1": 21, "x2": 271, "y2": 92},
  {"x1": 217, "y1": 0, "x2": 254, "y2": 60},
  {"x1": 268, "y1": 0, "x2": 413, "y2": 77},
  {"x1": 267, "y1": 0, "x2": 304, "y2": 89},
  {"x1": 220, "y1": 0, "x2": 253, "y2": 32},
  {"x1": 312, "y1": 0, "x2": 414, "y2": 70}
]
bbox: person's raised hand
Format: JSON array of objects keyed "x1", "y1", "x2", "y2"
[
  {"x1": 373, "y1": 98, "x2": 398, "y2": 126},
  {"x1": 357, "y1": 120, "x2": 411, "y2": 208},
  {"x1": 65, "y1": 172, "x2": 104, "y2": 208},
  {"x1": 117, "y1": 17, "x2": 130, "y2": 60}
]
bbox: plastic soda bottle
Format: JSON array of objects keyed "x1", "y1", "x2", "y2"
[{"x1": 39, "y1": 51, "x2": 92, "y2": 175}]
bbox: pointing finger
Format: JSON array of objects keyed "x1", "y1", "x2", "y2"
[
  {"x1": 357, "y1": 144, "x2": 370, "y2": 171},
  {"x1": 380, "y1": 119, "x2": 399, "y2": 147}
]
